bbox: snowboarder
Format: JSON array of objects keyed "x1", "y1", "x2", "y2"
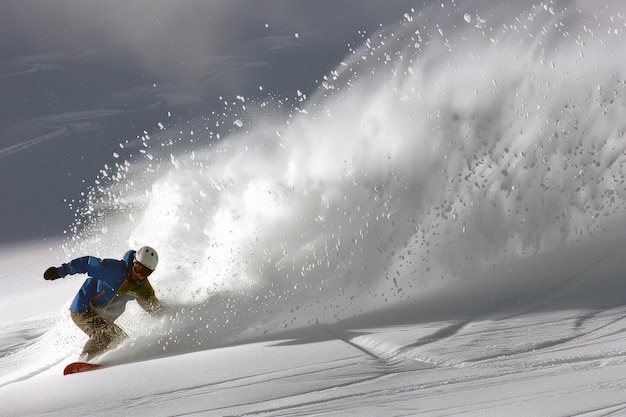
[{"x1": 43, "y1": 246, "x2": 164, "y2": 361}]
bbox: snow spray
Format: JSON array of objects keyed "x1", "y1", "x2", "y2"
[{"x1": 66, "y1": 0, "x2": 626, "y2": 349}]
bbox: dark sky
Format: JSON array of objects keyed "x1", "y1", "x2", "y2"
[{"x1": 0, "y1": 0, "x2": 415, "y2": 243}]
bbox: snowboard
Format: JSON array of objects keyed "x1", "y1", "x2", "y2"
[{"x1": 63, "y1": 361, "x2": 102, "y2": 375}]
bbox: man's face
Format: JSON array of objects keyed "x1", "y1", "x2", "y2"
[{"x1": 130, "y1": 261, "x2": 153, "y2": 283}]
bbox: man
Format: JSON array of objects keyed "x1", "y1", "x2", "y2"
[{"x1": 44, "y1": 246, "x2": 164, "y2": 361}]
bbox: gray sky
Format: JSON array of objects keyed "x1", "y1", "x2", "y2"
[{"x1": 0, "y1": 0, "x2": 414, "y2": 243}]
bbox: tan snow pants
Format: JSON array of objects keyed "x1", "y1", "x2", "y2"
[{"x1": 71, "y1": 311, "x2": 128, "y2": 361}]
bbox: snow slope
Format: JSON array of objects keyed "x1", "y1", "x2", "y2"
[
  {"x1": 3, "y1": 0, "x2": 626, "y2": 415},
  {"x1": 4, "y1": 235, "x2": 626, "y2": 416}
]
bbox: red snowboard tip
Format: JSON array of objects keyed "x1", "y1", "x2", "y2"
[{"x1": 63, "y1": 361, "x2": 102, "y2": 375}]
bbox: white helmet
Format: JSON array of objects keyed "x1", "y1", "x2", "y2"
[{"x1": 135, "y1": 246, "x2": 159, "y2": 270}]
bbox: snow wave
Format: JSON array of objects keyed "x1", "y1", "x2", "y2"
[{"x1": 66, "y1": 0, "x2": 626, "y2": 347}]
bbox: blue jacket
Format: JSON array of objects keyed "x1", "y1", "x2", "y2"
[{"x1": 57, "y1": 250, "x2": 157, "y2": 318}]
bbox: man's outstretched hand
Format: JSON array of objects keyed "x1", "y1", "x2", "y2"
[{"x1": 43, "y1": 266, "x2": 60, "y2": 280}]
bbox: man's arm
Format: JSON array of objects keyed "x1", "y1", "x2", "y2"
[
  {"x1": 44, "y1": 256, "x2": 120, "y2": 280},
  {"x1": 134, "y1": 280, "x2": 165, "y2": 316},
  {"x1": 137, "y1": 295, "x2": 165, "y2": 317}
]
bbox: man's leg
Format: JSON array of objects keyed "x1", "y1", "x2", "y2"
[{"x1": 71, "y1": 311, "x2": 127, "y2": 361}]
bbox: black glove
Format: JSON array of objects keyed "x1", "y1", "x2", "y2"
[{"x1": 44, "y1": 266, "x2": 61, "y2": 280}]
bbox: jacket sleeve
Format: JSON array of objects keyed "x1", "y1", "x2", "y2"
[
  {"x1": 137, "y1": 295, "x2": 164, "y2": 317},
  {"x1": 134, "y1": 281, "x2": 164, "y2": 316},
  {"x1": 57, "y1": 256, "x2": 109, "y2": 278}
]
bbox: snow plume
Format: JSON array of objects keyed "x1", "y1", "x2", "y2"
[{"x1": 65, "y1": 0, "x2": 626, "y2": 351}]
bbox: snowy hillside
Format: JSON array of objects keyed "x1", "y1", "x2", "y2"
[
  {"x1": 4, "y1": 235, "x2": 626, "y2": 416},
  {"x1": 3, "y1": 0, "x2": 626, "y2": 415}
]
